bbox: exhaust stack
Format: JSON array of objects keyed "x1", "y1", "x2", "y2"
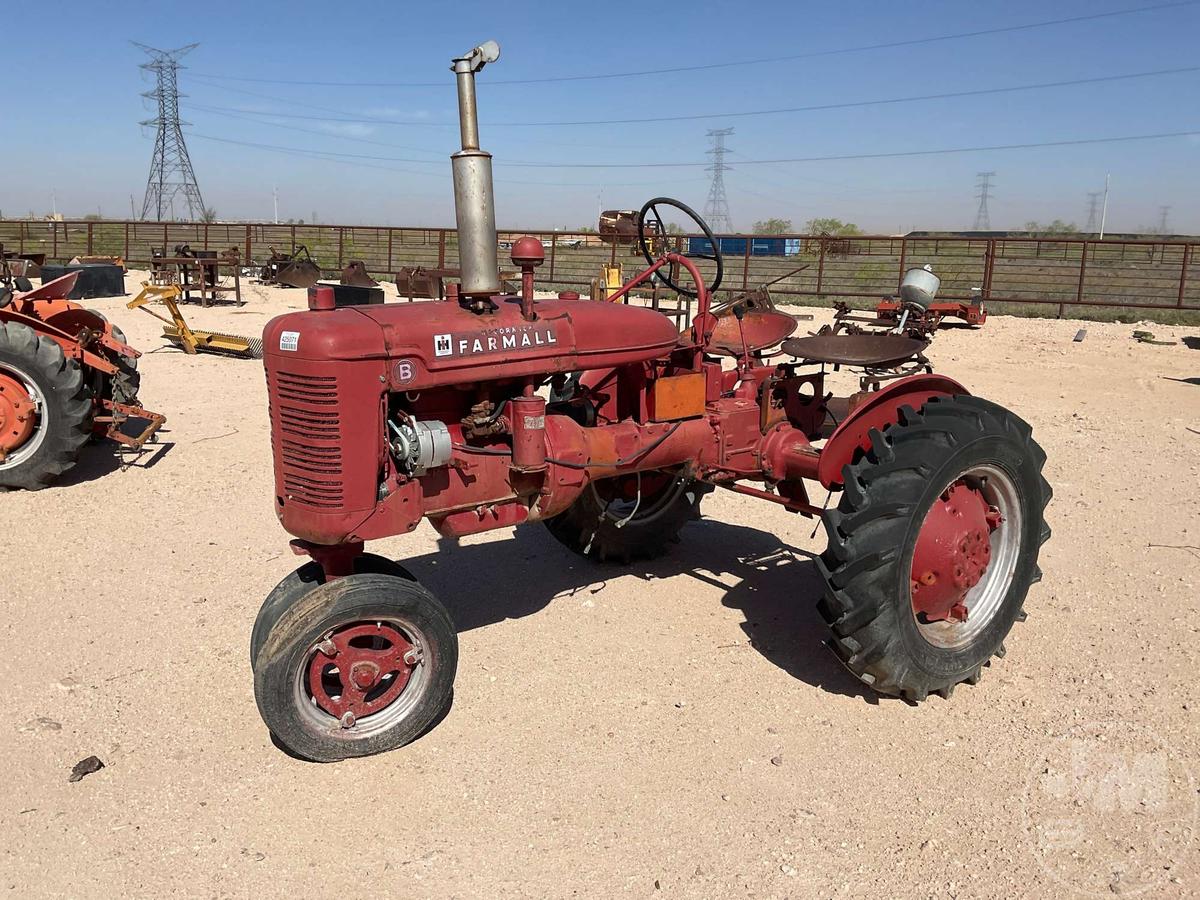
[{"x1": 450, "y1": 41, "x2": 502, "y2": 297}]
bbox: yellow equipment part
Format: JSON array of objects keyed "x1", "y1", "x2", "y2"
[{"x1": 127, "y1": 283, "x2": 262, "y2": 359}]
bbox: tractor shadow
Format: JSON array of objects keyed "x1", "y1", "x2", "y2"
[
  {"x1": 55, "y1": 431, "x2": 175, "y2": 487},
  {"x1": 404, "y1": 520, "x2": 873, "y2": 702}
]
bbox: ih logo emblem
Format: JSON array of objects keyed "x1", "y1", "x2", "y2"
[{"x1": 432, "y1": 325, "x2": 559, "y2": 359}]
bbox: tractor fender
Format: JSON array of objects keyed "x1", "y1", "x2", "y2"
[
  {"x1": 0, "y1": 308, "x2": 119, "y2": 375},
  {"x1": 817, "y1": 374, "x2": 968, "y2": 489}
]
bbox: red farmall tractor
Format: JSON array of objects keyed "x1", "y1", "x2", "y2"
[
  {"x1": 252, "y1": 42, "x2": 1051, "y2": 762},
  {"x1": 0, "y1": 265, "x2": 164, "y2": 489}
]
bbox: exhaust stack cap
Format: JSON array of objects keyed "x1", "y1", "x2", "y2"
[{"x1": 451, "y1": 40, "x2": 500, "y2": 73}]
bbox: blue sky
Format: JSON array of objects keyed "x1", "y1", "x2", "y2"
[{"x1": 5, "y1": 0, "x2": 1199, "y2": 232}]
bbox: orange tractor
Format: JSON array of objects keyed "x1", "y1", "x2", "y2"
[{"x1": 0, "y1": 258, "x2": 164, "y2": 490}]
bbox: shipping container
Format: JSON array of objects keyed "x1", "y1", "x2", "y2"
[{"x1": 686, "y1": 236, "x2": 799, "y2": 257}]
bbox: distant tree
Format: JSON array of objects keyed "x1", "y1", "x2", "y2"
[
  {"x1": 201, "y1": 207, "x2": 219, "y2": 223},
  {"x1": 664, "y1": 223, "x2": 684, "y2": 235},
  {"x1": 1022, "y1": 220, "x2": 1079, "y2": 235},
  {"x1": 804, "y1": 217, "x2": 861, "y2": 235},
  {"x1": 752, "y1": 217, "x2": 793, "y2": 234},
  {"x1": 577, "y1": 226, "x2": 597, "y2": 233},
  {"x1": 83, "y1": 213, "x2": 104, "y2": 221}
]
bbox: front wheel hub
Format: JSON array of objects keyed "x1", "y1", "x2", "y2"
[
  {"x1": 307, "y1": 622, "x2": 417, "y2": 724},
  {"x1": 911, "y1": 481, "x2": 1001, "y2": 623}
]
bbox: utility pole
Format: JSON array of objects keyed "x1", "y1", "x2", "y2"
[
  {"x1": 1099, "y1": 173, "x2": 1111, "y2": 239},
  {"x1": 703, "y1": 128, "x2": 735, "y2": 233},
  {"x1": 135, "y1": 42, "x2": 206, "y2": 221},
  {"x1": 51, "y1": 190, "x2": 57, "y2": 217},
  {"x1": 130, "y1": 194, "x2": 136, "y2": 218},
  {"x1": 1158, "y1": 205, "x2": 1171, "y2": 234},
  {"x1": 1085, "y1": 191, "x2": 1102, "y2": 232},
  {"x1": 973, "y1": 172, "x2": 995, "y2": 231},
  {"x1": 273, "y1": 185, "x2": 279, "y2": 225}
]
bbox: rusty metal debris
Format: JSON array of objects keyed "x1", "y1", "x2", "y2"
[
  {"x1": 1132, "y1": 330, "x2": 1176, "y2": 345},
  {"x1": 68, "y1": 756, "x2": 105, "y2": 783}
]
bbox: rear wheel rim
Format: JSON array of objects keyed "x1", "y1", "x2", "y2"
[
  {"x1": 293, "y1": 616, "x2": 431, "y2": 738},
  {"x1": 909, "y1": 464, "x2": 1023, "y2": 650},
  {"x1": 0, "y1": 365, "x2": 45, "y2": 470}
]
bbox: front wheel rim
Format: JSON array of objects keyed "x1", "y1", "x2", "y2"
[
  {"x1": 293, "y1": 616, "x2": 431, "y2": 738},
  {"x1": 909, "y1": 464, "x2": 1023, "y2": 650}
]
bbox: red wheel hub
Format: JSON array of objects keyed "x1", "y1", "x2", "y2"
[
  {"x1": 307, "y1": 622, "x2": 417, "y2": 722},
  {"x1": 0, "y1": 371, "x2": 36, "y2": 457},
  {"x1": 911, "y1": 481, "x2": 1003, "y2": 623}
]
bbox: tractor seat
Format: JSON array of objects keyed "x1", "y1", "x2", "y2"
[
  {"x1": 706, "y1": 310, "x2": 798, "y2": 356},
  {"x1": 781, "y1": 333, "x2": 928, "y2": 368}
]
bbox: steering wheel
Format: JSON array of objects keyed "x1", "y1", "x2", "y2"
[{"x1": 637, "y1": 197, "x2": 723, "y2": 298}]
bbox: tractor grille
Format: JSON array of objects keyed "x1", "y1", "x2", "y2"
[{"x1": 271, "y1": 371, "x2": 344, "y2": 509}]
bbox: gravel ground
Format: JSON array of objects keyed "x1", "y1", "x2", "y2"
[{"x1": 3, "y1": 272, "x2": 1198, "y2": 898}]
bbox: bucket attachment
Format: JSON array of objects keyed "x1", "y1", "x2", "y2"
[
  {"x1": 340, "y1": 260, "x2": 378, "y2": 288},
  {"x1": 263, "y1": 245, "x2": 321, "y2": 289}
]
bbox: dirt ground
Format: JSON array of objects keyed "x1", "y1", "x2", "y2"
[{"x1": 3, "y1": 271, "x2": 1198, "y2": 899}]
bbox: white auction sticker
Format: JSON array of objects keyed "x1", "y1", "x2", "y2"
[{"x1": 279, "y1": 330, "x2": 300, "y2": 352}]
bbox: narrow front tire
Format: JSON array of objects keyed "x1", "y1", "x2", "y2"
[{"x1": 252, "y1": 572, "x2": 457, "y2": 762}]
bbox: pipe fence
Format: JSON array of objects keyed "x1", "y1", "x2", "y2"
[{"x1": 3, "y1": 219, "x2": 1197, "y2": 317}]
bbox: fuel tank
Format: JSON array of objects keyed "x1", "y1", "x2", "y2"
[{"x1": 262, "y1": 295, "x2": 682, "y2": 390}]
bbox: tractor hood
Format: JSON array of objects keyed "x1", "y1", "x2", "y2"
[{"x1": 263, "y1": 296, "x2": 682, "y2": 391}]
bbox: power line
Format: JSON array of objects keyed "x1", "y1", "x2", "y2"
[
  {"x1": 136, "y1": 42, "x2": 206, "y2": 221},
  {"x1": 973, "y1": 172, "x2": 995, "y2": 230},
  {"x1": 183, "y1": 126, "x2": 1200, "y2": 169},
  {"x1": 187, "y1": 64, "x2": 1200, "y2": 129},
  {"x1": 181, "y1": 132, "x2": 705, "y2": 188},
  {"x1": 186, "y1": 1, "x2": 1200, "y2": 87},
  {"x1": 184, "y1": 103, "x2": 447, "y2": 156},
  {"x1": 703, "y1": 128, "x2": 735, "y2": 233}
]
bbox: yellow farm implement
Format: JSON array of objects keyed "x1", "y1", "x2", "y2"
[{"x1": 127, "y1": 283, "x2": 262, "y2": 359}]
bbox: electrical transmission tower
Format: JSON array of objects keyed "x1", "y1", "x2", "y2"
[
  {"x1": 703, "y1": 128, "x2": 735, "y2": 233},
  {"x1": 972, "y1": 171, "x2": 995, "y2": 231},
  {"x1": 1158, "y1": 205, "x2": 1171, "y2": 234},
  {"x1": 1085, "y1": 192, "x2": 1102, "y2": 232},
  {"x1": 136, "y1": 43, "x2": 206, "y2": 222}
]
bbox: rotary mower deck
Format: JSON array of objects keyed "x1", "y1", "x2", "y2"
[{"x1": 250, "y1": 42, "x2": 1051, "y2": 762}]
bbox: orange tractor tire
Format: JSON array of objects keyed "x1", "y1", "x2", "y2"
[{"x1": 0, "y1": 321, "x2": 93, "y2": 490}]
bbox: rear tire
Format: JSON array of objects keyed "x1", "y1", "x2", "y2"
[
  {"x1": 817, "y1": 395, "x2": 1051, "y2": 700},
  {"x1": 544, "y1": 471, "x2": 710, "y2": 563},
  {"x1": 253, "y1": 572, "x2": 457, "y2": 762},
  {"x1": 0, "y1": 322, "x2": 92, "y2": 490}
]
